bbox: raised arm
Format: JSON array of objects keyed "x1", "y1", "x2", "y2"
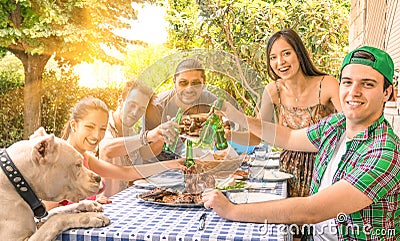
[
  {"x1": 99, "y1": 120, "x2": 179, "y2": 160},
  {"x1": 85, "y1": 152, "x2": 180, "y2": 181},
  {"x1": 228, "y1": 130, "x2": 262, "y2": 146},
  {"x1": 221, "y1": 101, "x2": 317, "y2": 152}
]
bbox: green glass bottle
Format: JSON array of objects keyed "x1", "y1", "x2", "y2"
[
  {"x1": 184, "y1": 139, "x2": 195, "y2": 168},
  {"x1": 215, "y1": 125, "x2": 228, "y2": 150},
  {"x1": 198, "y1": 98, "x2": 226, "y2": 149},
  {"x1": 163, "y1": 108, "x2": 183, "y2": 153}
]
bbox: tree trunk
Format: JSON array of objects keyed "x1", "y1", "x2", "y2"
[{"x1": 9, "y1": 48, "x2": 51, "y2": 139}]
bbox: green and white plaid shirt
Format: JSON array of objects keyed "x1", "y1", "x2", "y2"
[{"x1": 307, "y1": 113, "x2": 399, "y2": 240}]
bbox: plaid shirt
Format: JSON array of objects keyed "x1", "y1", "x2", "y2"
[{"x1": 307, "y1": 113, "x2": 400, "y2": 240}]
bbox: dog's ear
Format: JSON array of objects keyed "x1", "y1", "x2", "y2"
[
  {"x1": 29, "y1": 127, "x2": 48, "y2": 140},
  {"x1": 32, "y1": 134, "x2": 56, "y2": 164}
]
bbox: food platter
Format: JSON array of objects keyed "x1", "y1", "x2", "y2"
[
  {"x1": 136, "y1": 195, "x2": 205, "y2": 208},
  {"x1": 136, "y1": 187, "x2": 204, "y2": 208}
]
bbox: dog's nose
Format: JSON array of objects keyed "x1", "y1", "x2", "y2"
[{"x1": 94, "y1": 175, "x2": 101, "y2": 183}]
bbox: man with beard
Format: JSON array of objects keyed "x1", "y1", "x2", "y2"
[
  {"x1": 99, "y1": 81, "x2": 179, "y2": 197},
  {"x1": 144, "y1": 59, "x2": 217, "y2": 161}
]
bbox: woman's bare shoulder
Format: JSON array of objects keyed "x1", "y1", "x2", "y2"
[
  {"x1": 320, "y1": 75, "x2": 341, "y2": 111},
  {"x1": 321, "y1": 75, "x2": 339, "y2": 86},
  {"x1": 321, "y1": 75, "x2": 340, "y2": 94}
]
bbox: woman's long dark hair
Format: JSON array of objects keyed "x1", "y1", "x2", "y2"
[{"x1": 266, "y1": 29, "x2": 326, "y2": 80}]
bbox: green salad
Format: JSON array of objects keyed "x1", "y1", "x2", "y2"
[{"x1": 216, "y1": 181, "x2": 246, "y2": 190}]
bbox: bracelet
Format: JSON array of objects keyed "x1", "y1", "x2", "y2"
[{"x1": 140, "y1": 130, "x2": 149, "y2": 146}]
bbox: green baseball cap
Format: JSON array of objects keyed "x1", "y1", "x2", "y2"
[{"x1": 340, "y1": 46, "x2": 394, "y2": 84}]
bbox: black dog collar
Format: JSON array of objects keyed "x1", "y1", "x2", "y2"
[{"x1": 0, "y1": 149, "x2": 48, "y2": 219}]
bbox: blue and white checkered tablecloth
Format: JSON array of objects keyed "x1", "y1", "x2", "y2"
[{"x1": 56, "y1": 180, "x2": 291, "y2": 241}]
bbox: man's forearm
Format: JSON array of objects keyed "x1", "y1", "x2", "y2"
[
  {"x1": 99, "y1": 135, "x2": 142, "y2": 159},
  {"x1": 230, "y1": 130, "x2": 261, "y2": 146},
  {"x1": 135, "y1": 161, "x2": 170, "y2": 178},
  {"x1": 139, "y1": 140, "x2": 163, "y2": 160},
  {"x1": 229, "y1": 197, "x2": 327, "y2": 225},
  {"x1": 246, "y1": 116, "x2": 316, "y2": 152}
]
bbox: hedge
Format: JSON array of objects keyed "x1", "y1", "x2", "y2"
[{"x1": 0, "y1": 70, "x2": 121, "y2": 147}]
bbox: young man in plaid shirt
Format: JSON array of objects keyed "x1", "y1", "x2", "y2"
[{"x1": 203, "y1": 46, "x2": 399, "y2": 240}]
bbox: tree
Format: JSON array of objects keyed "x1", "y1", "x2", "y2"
[
  {"x1": 162, "y1": 0, "x2": 350, "y2": 114},
  {"x1": 0, "y1": 0, "x2": 138, "y2": 138}
]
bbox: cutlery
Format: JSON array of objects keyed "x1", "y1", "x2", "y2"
[{"x1": 197, "y1": 213, "x2": 207, "y2": 230}]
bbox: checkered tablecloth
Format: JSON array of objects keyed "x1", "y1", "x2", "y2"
[
  {"x1": 56, "y1": 180, "x2": 291, "y2": 241},
  {"x1": 56, "y1": 168, "x2": 291, "y2": 241}
]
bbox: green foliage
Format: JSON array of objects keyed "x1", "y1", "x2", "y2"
[
  {"x1": 163, "y1": 0, "x2": 350, "y2": 115},
  {"x1": 40, "y1": 69, "x2": 120, "y2": 138},
  {"x1": 162, "y1": 0, "x2": 203, "y2": 49},
  {"x1": 1, "y1": 67, "x2": 121, "y2": 147},
  {"x1": 124, "y1": 44, "x2": 176, "y2": 89},
  {"x1": 0, "y1": 53, "x2": 24, "y2": 93},
  {"x1": 0, "y1": 0, "x2": 144, "y2": 137},
  {"x1": 0, "y1": 0, "x2": 140, "y2": 64},
  {"x1": 0, "y1": 83, "x2": 24, "y2": 147}
]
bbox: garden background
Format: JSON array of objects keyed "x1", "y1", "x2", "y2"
[{"x1": 0, "y1": 0, "x2": 350, "y2": 147}]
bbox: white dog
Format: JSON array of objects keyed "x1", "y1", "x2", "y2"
[{"x1": 0, "y1": 128, "x2": 110, "y2": 241}]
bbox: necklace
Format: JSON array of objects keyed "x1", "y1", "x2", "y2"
[
  {"x1": 292, "y1": 90, "x2": 305, "y2": 103},
  {"x1": 294, "y1": 94, "x2": 302, "y2": 103}
]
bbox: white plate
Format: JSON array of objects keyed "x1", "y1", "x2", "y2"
[
  {"x1": 250, "y1": 159, "x2": 280, "y2": 168},
  {"x1": 267, "y1": 152, "x2": 281, "y2": 159},
  {"x1": 215, "y1": 176, "x2": 236, "y2": 189},
  {"x1": 227, "y1": 192, "x2": 284, "y2": 203},
  {"x1": 247, "y1": 192, "x2": 284, "y2": 203},
  {"x1": 263, "y1": 170, "x2": 293, "y2": 181}
]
